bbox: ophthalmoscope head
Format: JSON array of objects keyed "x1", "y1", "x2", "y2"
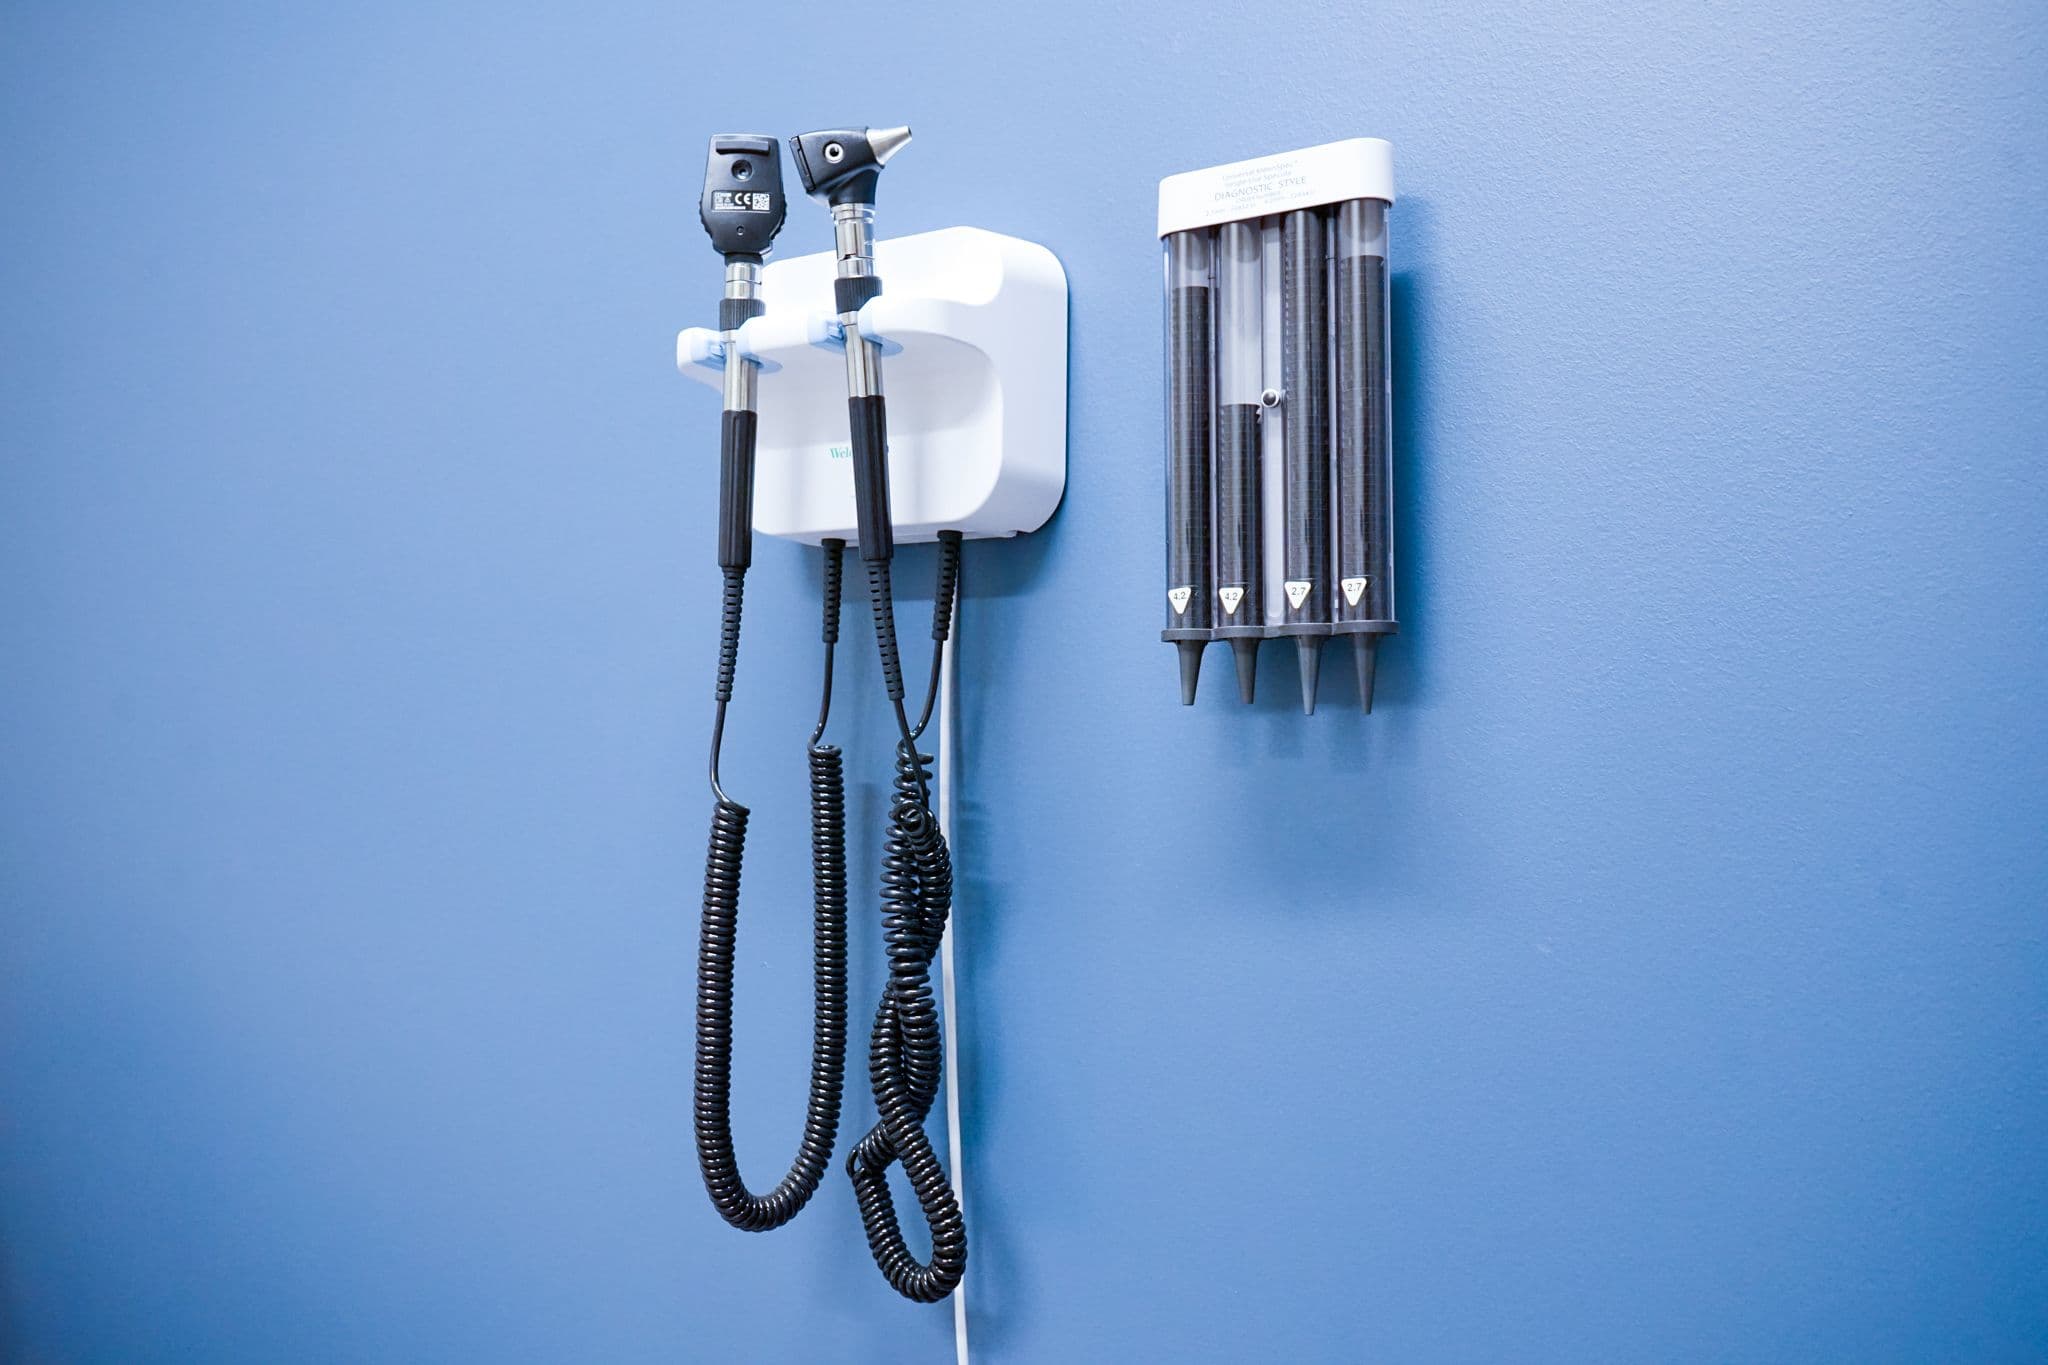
[
  {"x1": 788, "y1": 126, "x2": 911, "y2": 207},
  {"x1": 699, "y1": 133, "x2": 787, "y2": 261}
]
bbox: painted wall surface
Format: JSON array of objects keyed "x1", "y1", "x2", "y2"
[{"x1": 4, "y1": 2, "x2": 2044, "y2": 1361}]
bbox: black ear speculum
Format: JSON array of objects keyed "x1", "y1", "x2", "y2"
[
  {"x1": 700, "y1": 133, "x2": 787, "y2": 260},
  {"x1": 789, "y1": 126, "x2": 911, "y2": 206}
]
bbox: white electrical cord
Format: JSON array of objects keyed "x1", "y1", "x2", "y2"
[{"x1": 937, "y1": 585, "x2": 968, "y2": 1365}]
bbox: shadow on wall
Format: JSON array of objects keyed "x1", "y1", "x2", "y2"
[
  {"x1": 1384, "y1": 193, "x2": 1437, "y2": 719},
  {"x1": 937, "y1": 199, "x2": 1450, "y2": 1355}
]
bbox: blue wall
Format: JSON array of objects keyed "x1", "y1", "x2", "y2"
[{"x1": 4, "y1": 2, "x2": 2045, "y2": 1360}]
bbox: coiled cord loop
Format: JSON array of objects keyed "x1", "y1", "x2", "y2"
[
  {"x1": 845, "y1": 537, "x2": 968, "y2": 1302},
  {"x1": 694, "y1": 547, "x2": 850, "y2": 1233}
]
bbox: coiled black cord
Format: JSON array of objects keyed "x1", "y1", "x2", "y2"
[
  {"x1": 847, "y1": 532, "x2": 968, "y2": 1302},
  {"x1": 694, "y1": 542, "x2": 850, "y2": 1232}
]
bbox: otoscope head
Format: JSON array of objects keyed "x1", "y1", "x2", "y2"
[
  {"x1": 699, "y1": 134, "x2": 787, "y2": 260},
  {"x1": 789, "y1": 126, "x2": 912, "y2": 206}
]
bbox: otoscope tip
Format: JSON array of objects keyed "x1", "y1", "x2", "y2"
[
  {"x1": 1295, "y1": 638, "x2": 1323, "y2": 715},
  {"x1": 1176, "y1": 641, "x2": 1205, "y2": 706},
  {"x1": 1353, "y1": 636, "x2": 1380, "y2": 714},
  {"x1": 869, "y1": 126, "x2": 912, "y2": 165},
  {"x1": 1231, "y1": 639, "x2": 1259, "y2": 704}
]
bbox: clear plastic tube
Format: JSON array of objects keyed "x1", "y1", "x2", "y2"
[
  {"x1": 1216, "y1": 221, "x2": 1263, "y2": 408},
  {"x1": 1277, "y1": 207, "x2": 1331, "y2": 713},
  {"x1": 1162, "y1": 229, "x2": 1215, "y2": 703},
  {"x1": 1332, "y1": 197, "x2": 1394, "y2": 710},
  {"x1": 1211, "y1": 221, "x2": 1264, "y2": 699}
]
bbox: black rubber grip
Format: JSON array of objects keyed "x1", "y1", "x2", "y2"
[
  {"x1": 835, "y1": 275, "x2": 883, "y2": 316},
  {"x1": 932, "y1": 531, "x2": 962, "y2": 641},
  {"x1": 847, "y1": 395, "x2": 893, "y2": 562},
  {"x1": 820, "y1": 539, "x2": 845, "y2": 645},
  {"x1": 718, "y1": 410, "x2": 757, "y2": 571},
  {"x1": 719, "y1": 296, "x2": 765, "y2": 332},
  {"x1": 713, "y1": 567, "x2": 743, "y2": 704}
]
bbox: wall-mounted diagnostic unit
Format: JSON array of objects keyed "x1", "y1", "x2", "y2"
[
  {"x1": 1158, "y1": 138, "x2": 1396, "y2": 713},
  {"x1": 675, "y1": 125, "x2": 1066, "y2": 1328}
]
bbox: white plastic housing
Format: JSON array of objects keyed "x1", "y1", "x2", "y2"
[
  {"x1": 1157, "y1": 137, "x2": 1395, "y2": 238},
  {"x1": 677, "y1": 226, "x2": 1068, "y2": 546}
]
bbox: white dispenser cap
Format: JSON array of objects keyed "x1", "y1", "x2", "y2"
[{"x1": 1158, "y1": 137, "x2": 1394, "y2": 238}]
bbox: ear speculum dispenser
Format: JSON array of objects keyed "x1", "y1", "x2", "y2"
[{"x1": 1157, "y1": 138, "x2": 1396, "y2": 712}]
